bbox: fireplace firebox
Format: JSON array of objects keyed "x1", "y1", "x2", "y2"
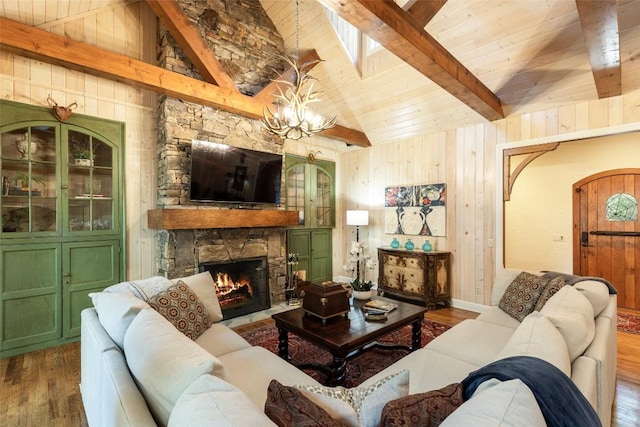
[{"x1": 199, "y1": 257, "x2": 270, "y2": 320}]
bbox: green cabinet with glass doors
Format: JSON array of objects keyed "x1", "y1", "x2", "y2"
[
  {"x1": 0, "y1": 100, "x2": 124, "y2": 357},
  {"x1": 285, "y1": 155, "x2": 335, "y2": 283}
]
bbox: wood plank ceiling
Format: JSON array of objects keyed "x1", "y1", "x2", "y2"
[{"x1": 1, "y1": 0, "x2": 639, "y2": 148}]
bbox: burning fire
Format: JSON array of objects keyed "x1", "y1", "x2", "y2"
[{"x1": 214, "y1": 272, "x2": 253, "y2": 304}]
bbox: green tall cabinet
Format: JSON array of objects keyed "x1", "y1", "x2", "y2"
[
  {"x1": 285, "y1": 155, "x2": 335, "y2": 283},
  {"x1": 0, "y1": 100, "x2": 124, "y2": 357}
]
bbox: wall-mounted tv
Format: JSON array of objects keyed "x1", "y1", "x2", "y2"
[{"x1": 190, "y1": 140, "x2": 282, "y2": 205}]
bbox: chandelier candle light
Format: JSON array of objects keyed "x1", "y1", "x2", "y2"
[
  {"x1": 344, "y1": 210, "x2": 376, "y2": 297},
  {"x1": 261, "y1": 0, "x2": 336, "y2": 139}
]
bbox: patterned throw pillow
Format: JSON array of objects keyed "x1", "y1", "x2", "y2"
[
  {"x1": 533, "y1": 276, "x2": 565, "y2": 312},
  {"x1": 293, "y1": 370, "x2": 410, "y2": 427},
  {"x1": 147, "y1": 281, "x2": 211, "y2": 340},
  {"x1": 379, "y1": 382, "x2": 464, "y2": 426},
  {"x1": 498, "y1": 272, "x2": 547, "y2": 322},
  {"x1": 265, "y1": 380, "x2": 348, "y2": 427}
]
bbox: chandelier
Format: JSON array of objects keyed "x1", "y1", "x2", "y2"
[{"x1": 261, "y1": 0, "x2": 336, "y2": 140}]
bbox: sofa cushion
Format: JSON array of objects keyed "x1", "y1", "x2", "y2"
[
  {"x1": 172, "y1": 271, "x2": 223, "y2": 323},
  {"x1": 379, "y1": 382, "x2": 463, "y2": 427},
  {"x1": 573, "y1": 280, "x2": 610, "y2": 317},
  {"x1": 147, "y1": 281, "x2": 210, "y2": 340},
  {"x1": 168, "y1": 374, "x2": 276, "y2": 427},
  {"x1": 89, "y1": 291, "x2": 149, "y2": 348},
  {"x1": 360, "y1": 348, "x2": 479, "y2": 395},
  {"x1": 105, "y1": 273, "x2": 224, "y2": 323},
  {"x1": 265, "y1": 380, "x2": 347, "y2": 427},
  {"x1": 105, "y1": 276, "x2": 172, "y2": 299},
  {"x1": 498, "y1": 271, "x2": 547, "y2": 321},
  {"x1": 293, "y1": 370, "x2": 410, "y2": 427},
  {"x1": 540, "y1": 285, "x2": 595, "y2": 361},
  {"x1": 533, "y1": 276, "x2": 565, "y2": 311},
  {"x1": 494, "y1": 311, "x2": 571, "y2": 376},
  {"x1": 217, "y1": 346, "x2": 321, "y2": 408},
  {"x1": 425, "y1": 319, "x2": 515, "y2": 368},
  {"x1": 440, "y1": 379, "x2": 546, "y2": 427},
  {"x1": 124, "y1": 308, "x2": 227, "y2": 426},
  {"x1": 195, "y1": 323, "x2": 252, "y2": 357},
  {"x1": 474, "y1": 306, "x2": 520, "y2": 330}
]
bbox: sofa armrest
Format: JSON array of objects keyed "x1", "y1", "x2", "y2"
[
  {"x1": 570, "y1": 356, "x2": 598, "y2": 412},
  {"x1": 81, "y1": 308, "x2": 156, "y2": 427},
  {"x1": 583, "y1": 315, "x2": 616, "y2": 427},
  {"x1": 101, "y1": 350, "x2": 157, "y2": 427}
]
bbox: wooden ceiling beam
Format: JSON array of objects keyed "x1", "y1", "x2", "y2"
[
  {"x1": 575, "y1": 0, "x2": 621, "y2": 98},
  {"x1": 0, "y1": 17, "x2": 370, "y2": 147},
  {"x1": 145, "y1": 0, "x2": 238, "y2": 91},
  {"x1": 254, "y1": 49, "x2": 322, "y2": 104},
  {"x1": 403, "y1": 0, "x2": 448, "y2": 28},
  {"x1": 318, "y1": 0, "x2": 504, "y2": 122}
]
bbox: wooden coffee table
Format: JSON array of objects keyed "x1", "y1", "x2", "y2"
[{"x1": 272, "y1": 296, "x2": 427, "y2": 386}]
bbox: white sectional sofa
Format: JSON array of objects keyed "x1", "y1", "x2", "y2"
[{"x1": 80, "y1": 269, "x2": 616, "y2": 426}]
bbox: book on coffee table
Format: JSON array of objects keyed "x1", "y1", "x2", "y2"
[{"x1": 363, "y1": 299, "x2": 398, "y2": 313}]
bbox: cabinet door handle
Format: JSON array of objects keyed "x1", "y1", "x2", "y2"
[
  {"x1": 63, "y1": 272, "x2": 71, "y2": 277},
  {"x1": 61, "y1": 185, "x2": 69, "y2": 189}
]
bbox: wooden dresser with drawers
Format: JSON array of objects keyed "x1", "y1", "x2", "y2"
[{"x1": 377, "y1": 248, "x2": 451, "y2": 307}]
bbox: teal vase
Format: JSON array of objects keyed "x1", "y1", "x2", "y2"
[
  {"x1": 404, "y1": 239, "x2": 414, "y2": 251},
  {"x1": 422, "y1": 240, "x2": 433, "y2": 252},
  {"x1": 390, "y1": 238, "x2": 400, "y2": 249}
]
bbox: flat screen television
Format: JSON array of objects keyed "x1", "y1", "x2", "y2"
[{"x1": 190, "y1": 140, "x2": 282, "y2": 205}]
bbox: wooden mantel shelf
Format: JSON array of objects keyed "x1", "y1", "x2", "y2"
[{"x1": 147, "y1": 209, "x2": 299, "y2": 230}]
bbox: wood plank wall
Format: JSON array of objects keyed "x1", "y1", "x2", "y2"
[
  {"x1": 338, "y1": 91, "x2": 640, "y2": 307},
  {"x1": 1, "y1": 1, "x2": 639, "y2": 308},
  {"x1": 0, "y1": 1, "x2": 158, "y2": 280}
]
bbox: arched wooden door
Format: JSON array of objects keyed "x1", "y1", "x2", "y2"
[{"x1": 573, "y1": 168, "x2": 640, "y2": 309}]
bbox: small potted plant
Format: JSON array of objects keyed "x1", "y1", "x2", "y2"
[
  {"x1": 70, "y1": 138, "x2": 97, "y2": 166},
  {"x1": 351, "y1": 278, "x2": 373, "y2": 300},
  {"x1": 11, "y1": 171, "x2": 45, "y2": 194}
]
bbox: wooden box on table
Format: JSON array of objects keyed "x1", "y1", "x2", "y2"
[{"x1": 299, "y1": 281, "x2": 350, "y2": 324}]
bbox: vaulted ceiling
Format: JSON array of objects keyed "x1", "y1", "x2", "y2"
[{"x1": 1, "y1": 0, "x2": 639, "y2": 148}]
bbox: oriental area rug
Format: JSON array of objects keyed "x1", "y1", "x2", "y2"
[
  {"x1": 238, "y1": 319, "x2": 451, "y2": 388},
  {"x1": 617, "y1": 312, "x2": 640, "y2": 335}
]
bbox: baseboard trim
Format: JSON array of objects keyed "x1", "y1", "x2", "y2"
[{"x1": 450, "y1": 298, "x2": 488, "y2": 313}]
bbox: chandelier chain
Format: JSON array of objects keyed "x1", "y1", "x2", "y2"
[
  {"x1": 260, "y1": 0, "x2": 337, "y2": 140},
  {"x1": 296, "y1": 0, "x2": 300, "y2": 61}
]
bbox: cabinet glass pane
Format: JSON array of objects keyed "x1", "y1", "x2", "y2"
[
  {"x1": 1, "y1": 126, "x2": 57, "y2": 233},
  {"x1": 67, "y1": 131, "x2": 113, "y2": 231},
  {"x1": 286, "y1": 165, "x2": 305, "y2": 225},
  {"x1": 316, "y1": 169, "x2": 331, "y2": 226}
]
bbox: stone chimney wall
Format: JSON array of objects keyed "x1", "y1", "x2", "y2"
[{"x1": 154, "y1": 0, "x2": 289, "y2": 304}]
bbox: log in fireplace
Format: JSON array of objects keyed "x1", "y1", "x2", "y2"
[{"x1": 199, "y1": 257, "x2": 270, "y2": 320}]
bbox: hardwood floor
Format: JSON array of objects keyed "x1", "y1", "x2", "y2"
[
  {"x1": 1, "y1": 307, "x2": 638, "y2": 426},
  {"x1": 0, "y1": 341, "x2": 88, "y2": 426}
]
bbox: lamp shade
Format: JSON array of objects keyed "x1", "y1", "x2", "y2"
[{"x1": 346, "y1": 210, "x2": 369, "y2": 226}]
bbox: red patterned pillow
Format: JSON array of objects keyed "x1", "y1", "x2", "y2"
[
  {"x1": 264, "y1": 380, "x2": 347, "y2": 427},
  {"x1": 147, "y1": 281, "x2": 210, "y2": 340},
  {"x1": 498, "y1": 272, "x2": 547, "y2": 321},
  {"x1": 379, "y1": 382, "x2": 463, "y2": 426}
]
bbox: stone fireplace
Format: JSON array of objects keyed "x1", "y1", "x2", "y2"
[{"x1": 152, "y1": 0, "x2": 290, "y2": 313}]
